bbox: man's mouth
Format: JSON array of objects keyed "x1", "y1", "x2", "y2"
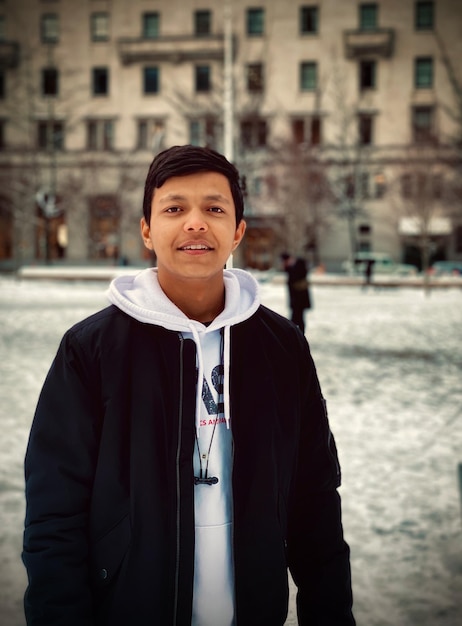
[{"x1": 179, "y1": 244, "x2": 212, "y2": 250}]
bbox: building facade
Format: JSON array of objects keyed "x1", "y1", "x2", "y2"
[{"x1": 0, "y1": 0, "x2": 461, "y2": 270}]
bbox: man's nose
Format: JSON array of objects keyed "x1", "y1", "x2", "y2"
[{"x1": 184, "y1": 209, "x2": 208, "y2": 231}]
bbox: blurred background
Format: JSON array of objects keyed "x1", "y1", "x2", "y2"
[
  {"x1": 0, "y1": 0, "x2": 461, "y2": 277},
  {"x1": 1, "y1": 3, "x2": 462, "y2": 624}
]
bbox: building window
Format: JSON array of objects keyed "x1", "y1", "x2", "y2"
[
  {"x1": 311, "y1": 116, "x2": 321, "y2": 145},
  {"x1": 0, "y1": 195, "x2": 13, "y2": 259},
  {"x1": 415, "y1": 1, "x2": 434, "y2": 30},
  {"x1": 358, "y1": 114, "x2": 373, "y2": 145},
  {"x1": 143, "y1": 67, "x2": 159, "y2": 94},
  {"x1": 300, "y1": 6, "x2": 318, "y2": 34},
  {"x1": 300, "y1": 61, "x2": 317, "y2": 91},
  {"x1": 0, "y1": 71, "x2": 4, "y2": 99},
  {"x1": 359, "y1": 60, "x2": 376, "y2": 90},
  {"x1": 412, "y1": 106, "x2": 434, "y2": 143},
  {"x1": 292, "y1": 116, "x2": 322, "y2": 146},
  {"x1": 455, "y1": 225, "x2": 462, "y2": 253},
  {"x1": 247, "y1": 63, "x2": 264, "y2": 92},
  {"x1": 37, "y1": 121, "x2": 64, "y2": 151},
  {"x1": 0, "y1": 16, "x2": 6, "y2": 42},
  {"x1": 401, "y1": 174, "x2": 412, "y2": 198},
  {"x1": 143, "y1": 12, "x2": 159, "y2": 39},
  {"x1": 240, "y1": 118, "x2": 267, "y2": 149},
  {"x1": 92, "y1": 67, "x2": 109, "y2": 95},
  {"x1": 42, "y1": 68, "x2": 58, "y2": 96},
  {"x1": 359, "y1": 173, "x2": 370, "y2": 198},
  {"x1": 415, "y1": 57, "x2": 433, "y2": 88},
  {"x1": 247, "y1": 8, "x2": 264, "y2": 36},
  {"x1": 88, "y1": 195, "x2": 120, "y2": 260},
  {"x1": 0, "y1": 119, "x2": 5, "y2": 150},
  {"x1": 189, "y1": 117, "x2": 218, "y2": 149},
  {"x1": 195, "y1": 65, "x2": 211, "y2": 92},
  {"x1": 359, "y1": 3, "x2": 377, "y2": 31},
  {"x1": 137, "y1": 119, "x2": 165, "y2": 152},
  {"x1": 87, "y1": 119, "x2": 114, "y2": 150},
  {"x1": 194, "y1": 10, "x2": 211, "y2": 36},
  {"x1": 41, "y1": 13, "x2": 59, "y2": 43},
  {"x1": 91, "y1": 13, "x2": 109, "y2": 42},
  {"x1": 374, "y1": 173, "x2": 386, "y2": 198}
]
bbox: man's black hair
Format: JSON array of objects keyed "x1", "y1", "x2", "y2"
[{"x1": 142, "y1": 145, "x2": 245, "y2": 225}]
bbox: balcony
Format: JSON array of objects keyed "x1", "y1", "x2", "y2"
[
  {"x1": 344, "y1": 29, "x2": 394, "y2": 59},
  {"x1": 0, "y1": 41, "x2": 20, "y2": 68},
  {"x1": 117, "y1": 34, "x2": 227, "y2": 65}
]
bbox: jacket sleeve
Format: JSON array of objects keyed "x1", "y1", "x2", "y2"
[
  {"x1": 22, "y1": 328, "x2": 101, "y2": 625},
  {"x1": 287, "y1": 332, "x2": 355, "y2": 625}
]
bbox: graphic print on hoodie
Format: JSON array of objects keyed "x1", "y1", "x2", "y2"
[{"x1": 107, "y1": 267, "x2": 260, "y2": 626}]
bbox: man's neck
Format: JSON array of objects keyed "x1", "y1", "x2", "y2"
[{"x1": 158, "y1": 275, "x2": 225, "y2": 323}]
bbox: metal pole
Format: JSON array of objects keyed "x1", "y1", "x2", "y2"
[
  {"x1": 458, "y1": 463, "x2": 462, "y2": 524},
  {"x1": 223, "y1": 0, "x2": 234, "y2": 163},
  {"x1": 224, "y1": 0, "x2": 235, "y2": 269}
]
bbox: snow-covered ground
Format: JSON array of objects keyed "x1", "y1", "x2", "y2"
[{"x1": 0, "y1": 275, "x2": 461, "y2": 625}]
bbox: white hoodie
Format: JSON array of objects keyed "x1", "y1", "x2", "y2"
[{"x1": 107, "y1": 267, "x2": 260, "y2": 626}]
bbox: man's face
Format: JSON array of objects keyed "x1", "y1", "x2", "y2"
[{"x1": 141, "y1": 171, "x2": 246, "y2": 289}]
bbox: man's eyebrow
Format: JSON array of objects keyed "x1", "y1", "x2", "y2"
[
  {"x1": 204, "y1": 193, "x2": 231, "y2": 204},
  {"x1": 157, "y1": 192, "x2": 231, "y2": 204}
]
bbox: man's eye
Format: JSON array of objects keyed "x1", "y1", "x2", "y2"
[
  {"x1": 209, "y1": 206, "x2": 224, "y2": 213},
  {"x1": 166, "y1": 206, "x2": 182, "y2": 213}
]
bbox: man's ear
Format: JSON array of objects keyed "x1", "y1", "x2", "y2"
[
  {"x1": 232, "y1": 219, "x2": 246, "y2": 251},
  {"x1": 140, "y1": 217, "x2": 153, "y2": 250}
]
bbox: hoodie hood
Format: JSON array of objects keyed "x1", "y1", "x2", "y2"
[{"x1": 106, "y1": 267, "x2": 260, "y2": 430}]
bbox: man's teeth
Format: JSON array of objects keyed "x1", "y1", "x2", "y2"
[{"x1": 182, "y1": 244, "x2": 209, "y2": 250}]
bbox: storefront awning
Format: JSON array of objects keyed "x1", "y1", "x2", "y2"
[{"x1": 399, "y1": 216, "x2": 452, "y2": 236}]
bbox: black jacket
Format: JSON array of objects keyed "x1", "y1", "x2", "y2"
[{"x1": 23, "y1": 304, "x2": 354, "y2": 625}]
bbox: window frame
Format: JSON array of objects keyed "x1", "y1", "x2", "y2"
[
  {"x1": 41, "y1": 13, "x2": 59, "y2": 44},
  {"x1": 143, "y1": 66, "x2": 159, "y2": 95},
  {"x1": 358, "y1": 113, "x2": 374, "y2": 145},
  {"x1": 240, "y1": 118, "x2": 267, "y2": 149},
  {"x1": 415, "y1": 1, "x2": 434, "y2": 30},
  {"x1": 87, "y1": 119, "x2": 114, "y2": 151},
  {"x1": 247, "y1": 62, "x2": 264, "y2": 92},
  {"x1": 414, "y1": 57, "x2": 433, "y2": 89},
  {"x1": 359, "y1": 3, "x2": 378, "y2": 31},
  {"x1": 137, "y1": 119, "x2": 165, "y2": 151},
  {"x1": 91, "y1": 12, "x2": 110, "y2": 42},
  {"x1": 42, "y1": 67, "x2": 59, "y2": 96},
  {"x1": 246, "y1": 8, "x2": 264, "y2": 36},
  {"x1": 189, "y1": 117, "x2": 218, "y2": 148},
  {"x1": 300, "y1": 5, "x2": 318, "y2": 35},
  {"x1": 0, "y1": 16, "x2": 6, "y2": 42},
  {"x1": 300, "y1": 61, "x2": 317, "y2": 91},
  {"x1": 37, "y1": 120, "x2": 64, "y2": 151},
  {"x1": 194, "y1": 10, "x2": 211, "y2": 36},
  {"x1": 92, "y1": 67, "x2": 109, "y2": 96},
  {"x1": 195, "y1": 65, "x2": 211, "y2": 93},
  {"x1": 142, "y1": 12, "x2": 160, "y2": 39},
  {"x1": 412, "y1": 105, "x2": 434, "y2": 143},
  {"x1": 359, "y1": 59, "x2": 376, "y2": 90}
]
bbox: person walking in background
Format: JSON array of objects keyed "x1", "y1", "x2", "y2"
[
  {"x1": 363, "y1": 258, "x2": 375, "y2": 290},
  {"x1": 281, "y1": 252, "x2": 312, "y2": 334},
  {"x1": 22, "y1": 145, "x2": 354, "y2": 626}
]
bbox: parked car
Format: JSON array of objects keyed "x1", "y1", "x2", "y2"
[
  {"x1": 430, "y1": 260, "x2": 462, "y2": 276},
  {"x1": 342, "y1": 252, "x2": 418, "y2": 276}
]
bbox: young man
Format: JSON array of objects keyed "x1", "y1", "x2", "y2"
[{"x1": 23, "y1": 145, "x2": 355, "y2": 625}]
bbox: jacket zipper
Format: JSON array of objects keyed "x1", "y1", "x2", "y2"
[
  {"x1": 173, "y1": 335, "x2": 184, "y2": 625},
  {"x1": 231, "y1": 432, "x2": 238, "y2": 625}
]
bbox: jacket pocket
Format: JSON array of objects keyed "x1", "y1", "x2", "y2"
[{"x1": 91, "y1": 514, "x2": 131, "y2": 588}]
